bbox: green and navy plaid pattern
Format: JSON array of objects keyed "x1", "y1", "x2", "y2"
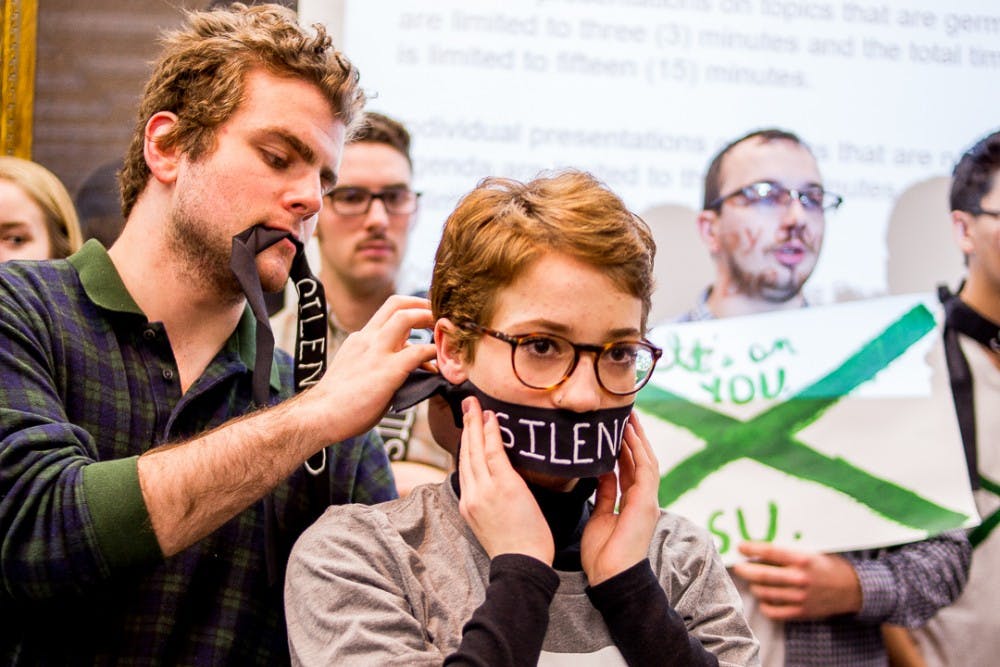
[{"x1": 0, "y1": 241, "x2": 396, "y2": 665}]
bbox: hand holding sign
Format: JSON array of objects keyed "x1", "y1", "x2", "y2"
[
  {"x1": 458, "y1": 396, "x2": 554, "y2": 565},
  {"x1": 582, "y1": 412, "x2": 662, "y2": 586},
  {"x1": 731, "y1": 542, "x2": 862, "y2": 621}
]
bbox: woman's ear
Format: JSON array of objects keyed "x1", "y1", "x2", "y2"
[{"x1": 435, "y1": 318, "x2": 469, "y2": 385}]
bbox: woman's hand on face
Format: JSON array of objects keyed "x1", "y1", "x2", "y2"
[
  {"x1": 581, "y1": 412, "x2": 661, "y2": 586},
  {"x1": 457, "y1": 397, "x2": 554, "y2": 565}
]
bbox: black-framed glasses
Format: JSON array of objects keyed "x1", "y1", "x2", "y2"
[
  {"x1": 462, "y1": 322, "x2": 662, "y2": 396},
  {"x1": 968, "y1": 205, "x2": 1000, "y2": 218},
  {"x1": 707, "y1": 181, "x2": 842, "y2": 214},
  {"x1": 327, "y1": 186, "x2": 421, "y2": 216}
]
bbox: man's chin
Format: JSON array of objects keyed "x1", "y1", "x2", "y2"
[
  {"x1": 353, "y1": 258, "x2": 400, "y2": 279},
  {"x1": 753, "y1": 262, "x2": 814, "y2": 303},
  {"x1": 261, "y1": 270, "x2": 292, "y2": 293},
  {"x1": 759, "y1": 276, "x2": 809, "y2": 303},
  {"x1": 347, "y1": 267, "x2": 399, "y2": 294},
  {"x1": 255, "y1": 253, "x2": 294, "y2": 293},
  {"x1": 760, "y1": 289, "x2": 799, "y2": 304}
]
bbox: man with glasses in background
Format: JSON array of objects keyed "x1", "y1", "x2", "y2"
[
  {"x1": 681, "y1": 128, "x2": 970, "y2": 665},
  {"x1": 274, "y1": 111, "x2": 451, "y2": 495},
  {"x1": 909, "y1": 129, "x2": 1000, "y2": 666},
  {"x1": 683, "y1": 128, "x2": 840, "y2": 321}
]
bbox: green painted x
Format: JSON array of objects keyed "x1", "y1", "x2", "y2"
[
  {"x1": 970, "y1": 476, "x2": 1000, "y2": 548},
  {"x1": 637, "y1": 304, "x2": 969, "y2": 534}
]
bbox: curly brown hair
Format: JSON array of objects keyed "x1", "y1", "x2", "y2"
[{"x1": 118, "y1": 3, "x2": 365, "y2": 218}]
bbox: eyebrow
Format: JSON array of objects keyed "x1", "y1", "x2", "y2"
[
  {"x1": 331, "y1": 182, "x2": 411, "y2": 191},
  {"x1": 509, "y1": 318, "x2": 642, "y2": 340},
  {"x1": 758, "y1": 178, "x2": 824, "y2": 189},
  {"x1": 259, "y1": 127, "x2": 338, "y2": 189}
]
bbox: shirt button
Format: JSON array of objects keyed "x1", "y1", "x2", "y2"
[
  {"x1": 162, "y1": 368, "x2": 174, "y2": 381},
  {"x1": 143, "y1": 328, "x2": 156, "y2": 340}
]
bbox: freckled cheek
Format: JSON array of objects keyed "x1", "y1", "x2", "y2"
[
  {"x1": 471, "y1": 353, "x2": 539, "y2": 403},
  {"x1": 3, "y1": 238, "x2": 47, "y2": 262}
]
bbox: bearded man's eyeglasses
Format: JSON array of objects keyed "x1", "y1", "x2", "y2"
[
  {"x1": 708, "y1": 181, "x2": 843, "y2": 214},
  {"x1": 967, "y1": 205, "x2": 1000, "y2": 218},
  {"x1": 462, "y1": 322, "x2": 662, "y2": 396},
  {"x1": 327, "y1": 186, "x2": 421, "y2": 216}
]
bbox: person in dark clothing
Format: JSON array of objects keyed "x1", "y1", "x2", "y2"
[{"x1": 911, "y1": 128, "x2": 1000, "y2": 667}]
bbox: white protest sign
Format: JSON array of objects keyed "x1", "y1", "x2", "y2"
[{"x1": 636, "y1": 293, "x2": 979, "y2": 564}]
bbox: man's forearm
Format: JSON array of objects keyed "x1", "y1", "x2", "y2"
[
  {"x1": 137, "y1": 391, "x2": 327, "y2": 556},
  {"x1": 139, "y1": 296, "x2": 434, "y2": 556}
]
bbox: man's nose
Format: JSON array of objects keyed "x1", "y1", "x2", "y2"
[
  {"x1": 363, "y1": 196, "x2": 390, "y2": 232},
  {"x1": 779, "y1": 195, "x2": 808, "y2": 229},
  {"x1": 286, "y1": 173, "x2": 323, "y2": 219}
]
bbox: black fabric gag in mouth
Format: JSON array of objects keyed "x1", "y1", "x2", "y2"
[{"x1": 230, "y1": 224, "x2": 330, "y2": 585}]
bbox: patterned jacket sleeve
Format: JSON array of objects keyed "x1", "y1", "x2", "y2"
[{"x1": 845, "y1": 530, "x2": 971, "y2": 627}]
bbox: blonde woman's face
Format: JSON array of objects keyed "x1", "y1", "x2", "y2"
[{"x1": 0, "y1": 179, "x2": 52, "y2": 262}]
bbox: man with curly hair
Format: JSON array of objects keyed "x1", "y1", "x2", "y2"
[{"x1": 0, "y1": 4, "x2": 434, "y2": 664}]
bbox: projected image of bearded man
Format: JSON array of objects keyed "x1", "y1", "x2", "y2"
[{"x1": 701, "y1": 137, "x2": 825, "y2": 304}]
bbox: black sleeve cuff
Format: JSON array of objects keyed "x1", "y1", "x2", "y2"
[
  {"x1": 585, "y1": 558, "x2": 657, "y2": 607},
  {"x1": 490, "y1": 553, "x2": 560, "y2": 595},
  {"x1": 444, "y1": 554, "x2": 558, "y2": 666},
  {"x1": 586, "y1": 559, "x2": 719, "y2": 667}
]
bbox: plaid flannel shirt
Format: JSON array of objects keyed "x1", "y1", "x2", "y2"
[{"x1": 0, "y1": 241, "x2": 396, "y2": 665}]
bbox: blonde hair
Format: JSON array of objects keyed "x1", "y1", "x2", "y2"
[
  {"x1": 0, "y1": 156, "x2": 83, "y2": 258},
  {"x1": 119, "y1": 2, "x2": 365, "y2": 217},
  {"x1": 431, "y1": 170, "x2": 656, "y2": 360}
]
